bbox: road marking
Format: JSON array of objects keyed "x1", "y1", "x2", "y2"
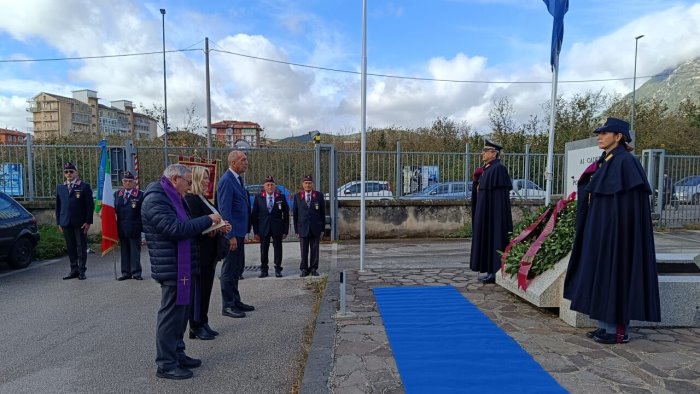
[{"x1": 0, "y1": 258, "x2": 62, "y2": 279}]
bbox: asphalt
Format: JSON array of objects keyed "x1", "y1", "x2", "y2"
[{"x1": 0, "y1": 241, "x2": 328, "y2": 394}]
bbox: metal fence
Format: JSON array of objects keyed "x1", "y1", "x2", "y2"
[{"x1": 3, "y1": 140, "x2": 700, "y2": 226}]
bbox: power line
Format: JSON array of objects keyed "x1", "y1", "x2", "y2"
[
  {"x1": 0, "y1": 46, "x2": 691, "y2": 85},
  {"x1": 0, "y1": 48, "x2": 201, "y2": 63}
]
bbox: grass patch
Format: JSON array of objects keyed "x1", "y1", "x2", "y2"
[
  {"x1": 36, "y1": 224, "x2": 102, "y2": 260},
  {"x1": 682, "y1": 223, "x2": 700, "y2": 231},
  {"x1": 446, "y1": 223, "x2": 472, "y2": 238},
  {"x1": 290, "y1": 276, "x2": 328, "y2": 394}
]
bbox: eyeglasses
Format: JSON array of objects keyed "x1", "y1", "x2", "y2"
[
  {"x1": 179, "y1": 177, "x2": 192, "y2": 186},
  {"x1": 64, "y1": 170, "x2": 75, "y2": 174}
]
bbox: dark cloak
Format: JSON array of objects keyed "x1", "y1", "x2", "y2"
[
  {"x1": 563, "y1": 146, "x2": 661, "y2": 323},
  {"x1": 469, "y1": 159, "x2": 513, "y2": 274}
]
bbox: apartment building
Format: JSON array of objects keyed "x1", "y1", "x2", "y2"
[
  {"x1": 212, "y1": 120, "x2": 262, "y2": 148},
  {"x1": 0, "y1": 128, "x2": 27, "y2": 144},
  {"x1": 27, "y1": 89, "x2": 157, "y2": 140}
]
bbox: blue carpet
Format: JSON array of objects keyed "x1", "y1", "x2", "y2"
[{"x1": 373, "y1": 285, "x2": 565, "y2": 394}]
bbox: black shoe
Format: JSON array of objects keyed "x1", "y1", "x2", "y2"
[
  {"x1": 78, "y1": 273, "x2": 86, "y2": 280},
  {"x1": 132, "y1": 275, "x2": 143, "y2": 280},
  {"x1": 63, "y1": 273, "x2": 79, "y2": 280},
  {"x1": 222, "y1": 307, "x2": 246, "y2": 318},
  {"x1": 156, "y1": 367, "x2": 193, "y2": 380},
  {"x1": 258, "y1": 271, "x2": 269, "y2": 278},
  {"x1": 586, "y1": 328, "x2": 605, "y2": 339},
  {"x1": 117, "y1": 275, "x2": 131, "y2": 281},
  {"x1": 239, "y1": 274, "x2": 244, "y2": 280},
  {"x1": 178, "y1": 355, "x2": 202, "y2": 369},
  {"x1": 593, "y1": 332, "x2": 629, "y2": 344},
  {"x1": 300, "y1": 270, "x2": 309, "y2": 277},
  {"x1": 189, "y1": 327, "x2": 215, "y2": 340},
  {"x1": 311, "y1": 270, "x2": 319, "y2": 276},
  {"x1": 203, "y1": 323, "x2": 219, "y2": 336},
  {"x1": 275, "y1": 271, "x2": 283, "y2": 278},
  {"x1": 235, "y1": 302, "x2": 255, "y2": 312},
  {"x1": 479, "y1": 274, "x2": 495, "y2": 284}
]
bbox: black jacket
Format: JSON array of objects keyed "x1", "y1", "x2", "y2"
[
  {"x1": 292, "y1": 190, "x2": 325, "y2": 237},
  {"x1": 55, "y1": 180, "x2": 94, "y2": 227},
  {"x1": 184, "y1": 193, "x2": 220, "y2": 267},
  {"x1": 142, "y1": 181, "x2": 212, "y2": 282},
  {"x1": 251, "y1": 191, "x2": 290, "y2": 237},
  {"x1": 114, "y1": 188, "x2": 144, "y2": 239}
]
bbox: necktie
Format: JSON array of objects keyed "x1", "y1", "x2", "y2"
[
  {"x1": 125, "y1": 189, "x2": 131, "y2": 201},
  {"x1": 267, "y1": 195, "x2": 273, "y2": 212},
  {"x1": 306, "y1": 193, "x2": 311, "y2": 207},
  {"x1": 238, "y1": 175, "x2": 245, "y2": 188}
]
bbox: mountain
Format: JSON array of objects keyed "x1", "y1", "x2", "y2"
[{"x1": 629, "y1": 58, "x2": 700, "y2": 110}]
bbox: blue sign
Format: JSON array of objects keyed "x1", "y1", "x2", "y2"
[{"x1": 0, "y1": 163, "x2": 24, "y2": 196}]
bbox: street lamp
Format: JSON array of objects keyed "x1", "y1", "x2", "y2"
[
  {"x1": 160, "y1": 8, "x2": 169, "y2": 165},
  {"x1": 631, "y1": 34, "x2": 644, "y2": 139}
]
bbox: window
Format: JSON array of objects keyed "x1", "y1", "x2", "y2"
[
  {"x1": 435, "y1": 185, "x2": 449, "y2": 194},
  {"x1": 453, "y1": 183, "x2": 465, "y2": 193},
  {"x1": 0, "y1": 195, "x2": 22, "y2": 220}
]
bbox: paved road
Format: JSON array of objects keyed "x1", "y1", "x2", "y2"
[{"x1": 0, "y1": 241, "x2": 328, "y2": 394}]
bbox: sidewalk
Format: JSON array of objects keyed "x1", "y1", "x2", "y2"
[{"x1": 309, "y1": 234, "x2": 700, "y2": 394}]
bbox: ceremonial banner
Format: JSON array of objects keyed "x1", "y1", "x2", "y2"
[{"x1": 97, "y1": 140, "x2": 118, "y2": 255}]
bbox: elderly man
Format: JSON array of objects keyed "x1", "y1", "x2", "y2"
[
  {"x1": 142, "y1": 164, "x2": 222, "y2": 380},
  {"x1": 217, "y1": 150, "x2": 255, "y2": 318},
  {"x1": 56, "y1": 162, "x2": 94, "y2": 280},
  {"x1": 114, "y1": 171, "x2": 144, "y2": 281},
  {"x1": 292, "y1": 175, "x2": 325, "y2": 277},
  {"x1": 251, "y1": 175, "x2": 290, "y2": 278}
]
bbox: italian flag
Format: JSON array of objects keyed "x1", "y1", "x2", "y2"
[{"x1": 97, "y1": 140, "x2": 119, "y2": 255}]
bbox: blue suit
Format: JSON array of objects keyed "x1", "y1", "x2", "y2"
[
  {"x1": 55, "y1": 180, "x2": 94, "y2": 275},
  {"x1": 216, "y1": 169, "x2": 251, "y2": 309}
]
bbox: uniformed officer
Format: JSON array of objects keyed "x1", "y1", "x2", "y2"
[
  {"x1": 56, "y1": 162, "x2": 94, "y2": 280},
  {"x1": 292, "y1": 175, "x2": 325, "y2": 277},
  {"x1": 115, "y1": 171, "x2": 145, "y2": 281},
  {"x1": 251, "y1": 175, "x2": 290, "y2": 278}
]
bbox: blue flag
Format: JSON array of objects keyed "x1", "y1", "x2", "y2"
[{"x1": 543, "y1": 0, "x2": 569, "y2": 71}]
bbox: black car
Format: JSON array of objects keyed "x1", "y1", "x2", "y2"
[{"x1": 0, "y1": 192, "x2": 40, "y2": 269}]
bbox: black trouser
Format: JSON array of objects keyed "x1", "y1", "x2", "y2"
[
  {"x1": 220, "y1": 237, "x2": 245, "y2": 309},
  {"x1": 299, "y1": 235, "x2": 320, "y2": 272},
  {"x1": 156, "y1": 282, "x2": 189, "y2": 370},
  {"x1": 63, "y1": 225, "x2": 87, "y2": 274},
  {"x1": 260, "y1": 234, "x2": 283, "y2": 272},
  {"x1": 119, "y1": 237, "x2": 142, "y2": 276},
  {"x1": 190, "y1": 258, "x2": 217, "y2": 328}
]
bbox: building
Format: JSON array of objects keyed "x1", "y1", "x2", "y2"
[
  {"x1": 0, "y1": 128, "x2": 27, "y2": 144},
  {"x1": 27, "y1": 89, "x2": 157, "y2": 140},
  {"x1": 212, "y1": 120, "x2": 262, "y2": 148}
]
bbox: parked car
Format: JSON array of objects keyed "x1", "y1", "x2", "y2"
[
  {"x1": 335, "y1": 180, "x2": 393, "y2": 200},
  {"x1": 510, "y1": 179, "x2": 547, "y2": 200},
  {"x1": 400, "y1": 181, "x2": 472, "y2": 200},
  {"x1": 0, "y1": 192, "x2": 40, "y2": 269},
  {"x1": 245, "y1": 184, "x2": 295, "y2": 211},
  {"x1": 673, "y1": 175, "x2": 700, "y2": 204}
]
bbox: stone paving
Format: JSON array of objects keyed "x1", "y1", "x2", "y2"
[{"x1": 330, "y1": 267, "x2": 700, "y2": 394}]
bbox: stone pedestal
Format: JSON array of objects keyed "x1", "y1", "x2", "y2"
[{"x1": 495, "y1": 254, "x2": 569, "y2": 308}]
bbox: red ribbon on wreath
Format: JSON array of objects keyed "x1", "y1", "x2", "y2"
[
  {"x1": 516, "y1": 192, "x2": 576, "y2": 290},
  {"x1": 500, "y1": 207, "x2": 552, "y2": 274}
]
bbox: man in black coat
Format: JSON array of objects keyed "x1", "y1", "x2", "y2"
[
  {"x1": 142, "y1": 164, "x2": 222, "y2": 380},
  {"x1": 251, "y1": 175, "x2": 290, "y2": 278},
  {"x1": 292, "y1": 175, "x2": 325, "y2": 277},
  {"x1": 114, "y1": 171, "x2": 145, "y2": 281},
  {"x1": 56, "y1": 162, "x2": 94, "y2": 280},
  {"x1": 469, "y1": 140, "x2": 513, "y2": 284}
]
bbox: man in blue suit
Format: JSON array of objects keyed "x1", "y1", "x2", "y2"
[
  {"x1": 56, "y1": 162, "x2": 94, "y2": 280},
  {"x1": 251, "y1": 175, "x2": 290, "y2": 278},
  {"x1": 217, "y1": 150, "x2": 254, "y2": 318},
  {"x1": 114, "y1": 171, "x2": 145, "y2": 281}
]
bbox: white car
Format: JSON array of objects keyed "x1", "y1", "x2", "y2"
[
  {"x1": 510, "y1": 179, "x2": 546, "y2": 200},
  {"x1": 335, "y1": 180, "x2": 393, "y2": 200}
]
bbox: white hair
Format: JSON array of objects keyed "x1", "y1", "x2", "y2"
[{"x1": 163, "y1": 163, "x2": 191, "y2": 179}]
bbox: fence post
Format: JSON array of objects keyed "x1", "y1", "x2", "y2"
[
  {"x1": 25, "y1": 134, "x2": 35, "y2": 201},
  {"x1": 395, "y1": 141, "x2": 402, "y2": 198},
  {"x1": 464, "y1": 143, "x2": 470, "y2": 197},
  {"x1": 125, "y1": 139, "x2": 136, "y2": 173},
  {"x1": 524, "y1": 143, "x2": 531, "y2": 199}
]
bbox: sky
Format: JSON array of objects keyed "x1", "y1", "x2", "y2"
[{"x1": 1, "y1": 0, "x2": 699, "y2": 139}]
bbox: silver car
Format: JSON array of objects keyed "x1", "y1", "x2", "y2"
[{"x1": 400, "y1": 181, "x2": 472, "y2": 200}]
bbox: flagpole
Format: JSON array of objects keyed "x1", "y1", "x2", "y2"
[
  {"x1": 359, "y1": 0, "x2": 367, "y2": 272},
  {"x1": 545, "y1": 65, "x2": 558, "y2": 206}
]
